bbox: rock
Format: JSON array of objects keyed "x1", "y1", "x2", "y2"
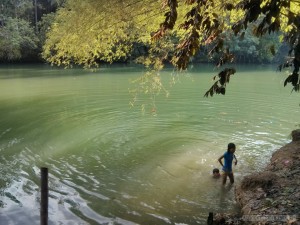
[
  {"x1": 234, "y1": 130, "x2": 300, "y2": 224},
  {"x1": 238, "y1": 171, "x2": 278, "y2": 191},
  {"x1": 291, "y1": 129, "x2": 300, "y2": 141}
]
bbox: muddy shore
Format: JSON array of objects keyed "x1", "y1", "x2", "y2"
[{"x1": 212, "y1": 129, "x2": 300, "y2": 225}]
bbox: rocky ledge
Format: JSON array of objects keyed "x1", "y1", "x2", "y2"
[
  {"x1": 235, "y1": 130, "x2": 300, "y2": 224},
  {"x1": 213, "y1": 130, "x2": 300, "y2": 225}
]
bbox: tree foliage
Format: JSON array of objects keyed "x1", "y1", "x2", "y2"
[
  {"x1": 42, "y1": 0, "x2": 300, "y2": 99},
  {"x1": 0, "y1": 17, "x2": 38, "y2": 61},
  {"x1": 42, "y1": 0, "x2": 167, "y2": 67},
  {"x1": 223, "y1": 28, "x2": 280, "y2": 63},
  {"x1": 231, "y1": 0, "x2": 300, "y2": 94},
  {"x1": 0, "y1": 0, "x2": 61, "y2": 62},
  {"x1": 151, "y1": 0, "x2": 300, "y2": 96},
  {"x1": 0, "y1": 0, "x2": 34, "y2": 19}
]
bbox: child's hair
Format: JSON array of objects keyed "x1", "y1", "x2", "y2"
[
  {"x1": 227, "y1": 143, "x2": 236, "y2": 151},
  {"x1": 213, "y1": 168, "x2": 219, "y2": 174}
]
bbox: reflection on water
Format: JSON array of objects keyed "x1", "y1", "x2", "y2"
[{"x1": 0, "y1": 64, "x2": 299, "y2": 224}]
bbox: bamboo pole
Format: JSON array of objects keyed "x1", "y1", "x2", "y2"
[{"x1": 40, "y1": 167, "x2": 48, "y2": 225}]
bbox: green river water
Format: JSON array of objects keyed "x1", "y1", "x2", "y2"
[{"x1": 0, "y1": 64, "x2": 299, "y2": 225}]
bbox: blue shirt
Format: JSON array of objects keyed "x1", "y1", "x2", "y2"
[{"x1": 223, "y1": 151, "x2": 234, "y2": 172}]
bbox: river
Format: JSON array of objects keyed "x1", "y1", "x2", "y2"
[{"x1": 0, "y1": 64, "x2": 299, "y2": 225}]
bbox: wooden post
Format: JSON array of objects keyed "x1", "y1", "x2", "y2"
[
  {"x1": 40, "y1": 167, "x2": 48, "y2": 225},
  {"x1": 207, "y1": 212, "x2": 213, "y2": 225}
]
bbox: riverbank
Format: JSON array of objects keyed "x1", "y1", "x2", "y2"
[{"x1": 214, "y1": 130, "x2": 300, "y2": 224}]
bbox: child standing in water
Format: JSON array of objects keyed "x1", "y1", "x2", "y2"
[{"x1": 218, "y1": 143, "x2": 238, "y2": 185}]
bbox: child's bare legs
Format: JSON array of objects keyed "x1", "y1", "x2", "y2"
[
  {"x1": 228, "y1": 172, "x2": 234, "y2": 184},
  {"x1": 222, "y1": 172, "x2": 228, "y2": 185},
  {"x1": 222, "y1": 172, "x2": 234, "y2": 185}
]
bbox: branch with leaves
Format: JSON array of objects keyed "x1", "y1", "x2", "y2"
[
  {"x1": 152, "y1": 0, "x2": 178, "y2": 40},
  {"x1": 152, "y1": 0, "x2": 300, "y2": 96},
  {"x1": 204, "y1": 68, "x2": 236, "y2": 97},
  {"x1": 42, "y1": 0, "x2": 300, "y2": 100}
]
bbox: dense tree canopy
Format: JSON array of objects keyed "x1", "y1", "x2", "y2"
[
  {"x1": 42, "y1": 0, "x2": 300, "y2": 100},
  {"x1": 0, "y1": 0, "x2": 37, "y2": 61},
  {"x1": 42, "y1": 0, "x2": 167, "y2": 67},
  {"x1": 0, "y1": 0, "x2": 62, "y2": 62},
  {"x1": 0, "y1": 17, "x2": 38, "y2": 60}
]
